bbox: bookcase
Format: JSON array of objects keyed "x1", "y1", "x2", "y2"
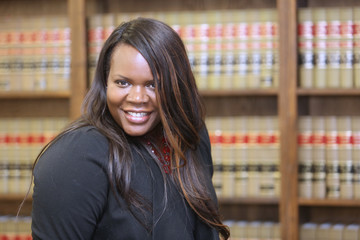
[{"x1": 1, "y1": 0, "x2": 360, "y2": 239}]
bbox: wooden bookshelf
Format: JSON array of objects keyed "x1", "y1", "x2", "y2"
[
  {"x1": 299, "y1": 199, "x2": 360, "y2": 207},
  {"x1": 200, "y1": 89, "x2": 278, "y2": 97},
  {"x1": 297, "y1": 88, "x2": 360, "y2": 96}
]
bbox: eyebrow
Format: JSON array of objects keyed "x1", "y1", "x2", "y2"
[
  {"x1": 111, "y1": 74, "x2": 129, "y2": 79},
  {"x1": 110, "y1": 74, "x2": 155, "y2": 83}
]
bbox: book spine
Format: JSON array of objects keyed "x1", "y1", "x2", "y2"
[
  {"x1": 221, "y1": 117, "x2": 236, "y2": 198},
  {"x1": 326, "y1": 8, "x2": 341, "y2": 88},
  {"x1": 234, "y1": 116, "x2": 249, "y2": 198},
  {"x1": 353, "y1": 7, "x2": 360, "y2": 88},
  {"x1": 352, "y1": 116, "x2": 360, "y2": 199},
  {"x1": 298, "y1": 116, "x2": 313, "y2": 199},
  {"x1": 298, "y1": 8, "x2": 314, "y2": 88},
  {"x1": 339, "y1": 8, "x2": 354, "y2": 88},
  {"x1": 337, "y1": 116, "x2": 353, "y2": 199},
  {"x1": 313, "y1": 8, "x2": 328, "y2": 89},
  {"x1": 325, "y1": 116, "x2": 341, "y2": 199}
]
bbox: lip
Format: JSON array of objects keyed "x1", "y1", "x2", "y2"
[{"x1": 123, "y1": 109, "x2": 151, "y2": 124}]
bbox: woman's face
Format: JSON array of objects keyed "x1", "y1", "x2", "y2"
[{"x1": 106, "y1": 44, "x2": 161, "y2": 136}]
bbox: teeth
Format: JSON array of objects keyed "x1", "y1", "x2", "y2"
[{"x1": 128, "y1": 112, "x2": 148, "y2": 117}]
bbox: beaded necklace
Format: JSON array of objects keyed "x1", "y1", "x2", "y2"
[{"x1": 145, "y1": 136, "x2": 172, "y2": 174}]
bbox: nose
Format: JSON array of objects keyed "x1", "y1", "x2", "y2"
[{"x1": 127, "y1": 85, "x2": 149, "y2": 104}]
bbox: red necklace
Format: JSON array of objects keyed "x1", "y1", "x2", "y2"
[{"x1": 145, "y1": 136, "x2": 172, "y2": 174}]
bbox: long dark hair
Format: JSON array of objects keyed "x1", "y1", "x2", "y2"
[{"x1": 32, "y1": 17, "x2": 229, "y2": 239}]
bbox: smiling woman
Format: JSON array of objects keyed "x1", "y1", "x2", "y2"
[
  {"x1": 30, "y1": 18, "x2": 230, "y2": 240},
  {"x1": 106, "y1": 44, "x2": 160, "y2": 137}
]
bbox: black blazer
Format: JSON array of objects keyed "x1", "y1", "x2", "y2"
[{"x1": 32, "y1": 126, "x2": 220, "y2": 240}]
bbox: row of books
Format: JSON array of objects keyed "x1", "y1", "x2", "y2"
[
  {"x1": 298, "y1": 116, "x2": 360, "y2": 147},
  {"x1": 300, "y1": 222, "x2": 360, "y2": 240},
  {"x1": 0, "y1": 16, "x2": 71, "y2": 92},
  {"x1": 298, "y1": 7, "x2": 360, "y2": 89},
  {"x1": 206, "y1": 116, "x2": 280, "y2": 198},
  {"x1": 0, "y1": 118, "x2": 68, "y2": 195},
  {"x1": 0, "y1": 47, "x2": 71, "y2": 92},
  {"x1": 88, "y1": 10, "x2": 278, "y2": 44},
  {"x1": 224, "y1": 220, "x2": 280, "y2": 240},
  {"x1": 298, "y1": 116, "x2": 360, "y2": 199},
  {"x1": 0, "y1": 215, "x2": 31, "y2": 240},
  {"x1": 0, "y1": 16, "x2": 71, "y2": 47},
  {"x1": 88, "y1": 10, "x2": 279, "y2": 89}
]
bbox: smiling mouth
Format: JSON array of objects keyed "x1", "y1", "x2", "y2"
[{"x1": 126, "y1": 111, "x2": 150, "y2": 117}]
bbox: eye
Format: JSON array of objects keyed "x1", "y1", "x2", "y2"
[
  {"x1": 147, "y1": 81, "x2": 156, "y2": 89},
  {"x1": 114, "y1": 80, "x2": 129, "y2": 87}
]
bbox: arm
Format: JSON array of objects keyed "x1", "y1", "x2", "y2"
[
  {"x1": 32, "y1": 127, "x2": 109, "y2": 240},
  {"x1": 194, "y1": 125, "x2": 221, "y2": 240}
]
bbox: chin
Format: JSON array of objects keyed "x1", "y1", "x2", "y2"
[{"x1": 124, "y1": 128, "x2": 150, "y2": 137}]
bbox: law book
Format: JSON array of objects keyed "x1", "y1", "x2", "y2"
[
  {"x1": 337, "y1": 116, "x2": 353, "y2": 199},
  {"x1": 300, "y1": 223, "x2": 317, "y2": 240},
  {"x1": 234, "y1": 116, "x2": 249, "y2": 198},
  {"x1": 247, "y1": 116, "x2": 261, "y2": 197},
  {"x1": 298, "y1": 116, "x2": 313, "y2": 199},
  {"x1": 233, "y1": 41, "x2": 248, "y2": 89},
  {"x1": 313, "y1": 8, "x2": 328, "y2": 89},
  {"x1": 353, "y1": 7, "x2": 360, "y2": 88},
  {"x1": 339, "y1": 8, "x2": 354, "y2": 89},
  {"x1": 343, "y1": 224, "x2": 359, "y2": 240},
  {"x1": 246, "y1": 221, "x2": 261, "y2": 240},
  {"x1": 326, "y1": 8, "x2": 341, "y2": 88},
  {"x1": 221, "y1": 117, "x2": 236, "y2": 198},
  {"x1": 259, "y1": 9, "x2": 277, "y2": 88},
  {"x1": 298, "y1": 8, "x2": 314, "y2": 89},
  {"x1": 220, "y1": 42, "x2": 235, "y2": 90},
  {"x1": 272, "y1": 222, "x2": 281, "y2": 240},
  {"x1": 300, "y1": 222, "x2": 313, "y2": 240},
  {"x1": 352, "y1": 116, "x2": 360, "y2": 199},
  {"x1": 231, "y1": 221, "x2": 247, "y2": 240},
  {"x1": 325, "y1": 116, "x2": 340, "y2": 199},
  {"x1": 329, "y1": 224, "x2": 345, "y2": 240},
  {"x1": 258, "y1": 116, "x2": 279, "y2": 197},
  {"x1": 316, "y1": 223, "x2": 332, "y2": 240},
  {"x1": 207, "y1": 43, "x2": 222, "y2": 90},
  {"x1": 312, "y1": 116, "x2": 327, "y2": 199}
]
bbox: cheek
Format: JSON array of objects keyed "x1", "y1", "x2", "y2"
[{"x1": 107, "y1": 88, "x2": 123, "y2": 106}]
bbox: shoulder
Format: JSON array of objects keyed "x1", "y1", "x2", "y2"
[
  {"x1": 53, "y1": 126, "x2": 108, "y2": 155},
  {"x1": 35, "y1": 126, "x2": 110, "y2": 174},
  {"x1": 32, "y1": 126, "x2": 110, "y2": 239}
]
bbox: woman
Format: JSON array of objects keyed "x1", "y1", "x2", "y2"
[{"x1": 31, "y1": 17, "x2": 230, "y2": 239}]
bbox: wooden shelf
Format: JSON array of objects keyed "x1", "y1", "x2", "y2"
[
  {"x1": 0, "y1": 194, "x2": 32, "y2": 201},
  {"x1": 297, "y1": 88, "x2": 360, "y2": 96},
  {"x1": 0, "y1": 91, "x2": 71, "y2": 99},
  {"x1": 298, "y1": 198, "x2": 360, "y2": 207},
  {"x1": 219, "y1": 197, "x2": 279, "y2": 205},
  {"x1": 200, "y1": 89, "x2": 278, "y2": 97}
]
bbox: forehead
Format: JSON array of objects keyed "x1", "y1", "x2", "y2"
[{"x1": 109, "y1": 44, "x2": 153, "y2": 78}]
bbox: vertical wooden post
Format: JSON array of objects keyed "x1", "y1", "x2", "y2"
[
  {"x1": 68, "y1": 0, "x2": 87, "y2": 120},
  {"x1": 277, "y1": 0, "x2": 299, "y2": 239}
]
